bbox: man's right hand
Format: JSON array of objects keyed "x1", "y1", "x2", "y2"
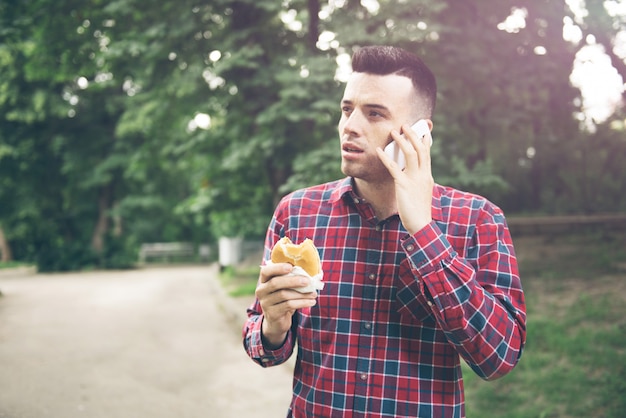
[{"x1": 256, "y1": 263, "x2": 318, "y2": 349}]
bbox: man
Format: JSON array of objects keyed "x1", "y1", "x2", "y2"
[{"x1": 243, "y1": 45, "x2": 526, "y2": 417}]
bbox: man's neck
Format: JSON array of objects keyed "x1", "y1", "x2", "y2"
[{"x1": 353, "y1": 178, "x2": 398, "y2": 221}]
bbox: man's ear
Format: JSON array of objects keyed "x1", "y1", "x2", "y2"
[{"x1": 426, "y1": 119, "x2": 433, "y2": 131}]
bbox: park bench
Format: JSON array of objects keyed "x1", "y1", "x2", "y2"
[{"x1": 139, "y1": 242, "x2": 196, "y2": 263}]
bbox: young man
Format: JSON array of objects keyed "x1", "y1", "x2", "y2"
[{"x1": 243, "y1": 45, "x2": 526, "y2": 417}]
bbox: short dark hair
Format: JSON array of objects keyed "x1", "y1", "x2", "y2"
[{"x1": 351, "y1": 45, "x2": 437, "y2": 117}]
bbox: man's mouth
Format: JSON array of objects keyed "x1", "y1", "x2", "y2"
[{"x1": 342, "y1": 143, "x2": 363, "y2": 153}]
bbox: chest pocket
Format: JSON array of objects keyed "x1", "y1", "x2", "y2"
[{"x1": 394, "y1": 258, "x2": 437, "y2": 328}]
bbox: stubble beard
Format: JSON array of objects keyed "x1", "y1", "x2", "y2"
[{"x1": 342, "y1": 157, "x2": 393, "y2": 186}]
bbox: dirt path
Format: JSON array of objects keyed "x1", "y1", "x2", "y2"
[{"x1": 0, "y1": 265, "x2": 293, "y2": 418}]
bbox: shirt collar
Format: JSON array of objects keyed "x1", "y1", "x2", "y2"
[
  {"x1": 329, "y1": 177, "x2": 355, "y2": 204},
  {"x1": 330, "y1": 177, "x2": 444, "y2": 222}
]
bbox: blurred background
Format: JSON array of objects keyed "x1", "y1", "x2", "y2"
[
  {"x1": 1, "y1": 2, "x2": 626, "y2": 417},
  {"x1": 1, "y1": 0, "x2": 625, "y2": 271}
]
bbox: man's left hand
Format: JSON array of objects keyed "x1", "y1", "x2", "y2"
[{"x1": 376, "y1": 123, "x2": 434, "y2": 235}]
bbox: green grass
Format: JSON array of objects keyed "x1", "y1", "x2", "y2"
[
  {"x1": 218, "y1": 265, "x2": 260, "y2": 297},
  {"x1": 0, "y1": 261, "x2": 30, "y2": 269}
]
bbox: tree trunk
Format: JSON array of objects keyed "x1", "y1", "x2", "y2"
[
  {"x1": 0, "y1": 226, "x2": 12, "y2": 262},
  {"x1": 307, "y1": 0, "x2": 320, "y2": 51},
  {"x1": 91, "y1": 185, "x2": 112, "y2": 254},
  {"x1": 112, "y1": 202, "x2": 123, "y2": 237}
]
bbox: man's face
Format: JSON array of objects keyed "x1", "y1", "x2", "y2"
[{"x1": 338, "y1": 72, "x2": 417, "y2": 183}]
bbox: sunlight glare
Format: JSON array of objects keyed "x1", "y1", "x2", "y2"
[
  {"x1": 335, "y1": 52, "x2": 352, "y2": 83},
  {"x1": 497, "y1": 8, "x2": 527, "y2": 33},
  {"x1": 570, "y1": 43, "x2": 624, "y2": 123},
  {"x1": 76, "y1": 77, "x2": 89, "y2": 89},
  {"x1": 317, "y1": 31, "x2": 337, "y2": 51},
  {"x1": 361, "y1": 0, "x2": 380, "y2": 15},
  {"x1": 208, "y1": 50, "x2": 221, "y2": 62},
  {"x1": 194, "y1": 113, "x2": 211, "y2": 130}
]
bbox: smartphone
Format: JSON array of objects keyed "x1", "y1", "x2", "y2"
[{"x1": 383, "y1": 120, "x2": 431, "y2": 170}]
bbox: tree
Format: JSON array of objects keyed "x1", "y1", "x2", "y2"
[
  {"x1": 1, "y1": 0, "x2": 625, "y2": 271},
  {"x1": 321, "y1": 0, "x2": 626, "y2": 213}
]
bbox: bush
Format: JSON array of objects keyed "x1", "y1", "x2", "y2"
[
  {"x1": 35, "y1": 238, "x2": 98, "y2": 272},
  {"x1": 100, "y1": 234, "x2": 139, "y2": 270},
  {"x1": 34, "y1": 234, "x2": 139, "y2": 272}
]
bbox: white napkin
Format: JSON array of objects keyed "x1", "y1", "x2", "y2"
[{"x1": 288, "y1": 265, "x2": 324, "y2": 294}]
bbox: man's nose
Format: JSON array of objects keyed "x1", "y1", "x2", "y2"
[{"x1": 342, "y1": 111, "x2": 365, "y2": 136}]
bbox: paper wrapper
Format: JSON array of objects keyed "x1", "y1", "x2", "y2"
[
  {"x1": 266, "y1": 262, "x2": 324, "y2": 293},
  {"x1": 289, "y1": 266, "x2": 324, "y2": 293}
]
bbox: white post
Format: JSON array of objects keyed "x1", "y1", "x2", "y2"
[{"x1": 218, "y1": 237, "x2": 243, "y2": 268}]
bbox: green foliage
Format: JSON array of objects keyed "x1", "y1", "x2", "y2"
[
  {"x1": 100, "y1": 234, "x2": 139, "y2": 270},
  {"x1": 1, "y1": 0, "x2": 626, "y2": 270},
  {"x1": 281, "y1": 138, "x2": 344, "y2": 194},
  {"x1": 435, "y1": 155, "x2": 509, "y2": 197},
  {"x1": 35, "y1": 238, "x2": 99, "y2": 273}
]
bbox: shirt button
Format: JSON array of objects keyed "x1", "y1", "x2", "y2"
[
  {"x1": 360, "y1": 373, "x2": 367, "y2": 381},
  {"x1": 259, "y1": 349, "x2": 265, "y2": 356},
  {"x1": 368, "y1": 273, "x2": 376, "y2": 281},
  {"x1": 406, "y1": 244, "x2": 415, "y2": 252},
  {"x1": 363, "y1": 322, "x2": 371, "y2": 330},
  {"x1": 427, "y1": 300, "x2": 434, "y2": 307},
  {"x1": 375, "y1": 224, "x2": 382, "y2": 232}
]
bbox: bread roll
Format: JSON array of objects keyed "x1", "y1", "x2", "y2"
[{"x1": 270, "y1": 237, "x2": 322, "y2": 277}]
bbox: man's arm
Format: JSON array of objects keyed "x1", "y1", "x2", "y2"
[
  {"x1": 400, "y1": 214, "x2": 526, "y2": 380},
  {"x1": 379, "y1": 124, "x2": 526, "y2": 379},
  {"x1": 242, "y1": 224, "x2": 317, "y2": 367}
]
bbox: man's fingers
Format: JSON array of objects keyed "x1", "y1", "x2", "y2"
[
  {"x1": 395, "y1": 128, "x2": 420, "y2": 165},
  {"x1": 264, "y1": 292, "x2": 317, "y2": 310},
  {"x1": 376, "y1": 147, "x2": 400, "y2": 175},
  {"x1": 257, "y1": 264, "x2": 317, "y2": 301},
  {"x1": 398, "y1": 124, "x2": 432, "y2": 170},
  {"x1": 259, "y1": 262, "x2": 293, "y2": 283},
  {"x1": 260, "y1": 275, "x2": 316, "y2": 296}
]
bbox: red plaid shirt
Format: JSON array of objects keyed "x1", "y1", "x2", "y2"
[{"x1": 243, "y1": 177, "x2": 526, "y2": 418}]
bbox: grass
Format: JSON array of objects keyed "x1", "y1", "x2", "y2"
[
  {"x1": 220, "y1": 231, "x2": 626, "y2": 417},
  {"x1": 218, "y1": 265, "x2": 260, "y2": 297},
  {"x1": 0, "y1": 261, "x2": 30, "y2": 269}
]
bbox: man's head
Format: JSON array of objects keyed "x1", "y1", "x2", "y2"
[
  {"x1": 350, "y1": 45, "x2": 437, "y2": 119},
  {"x1": 338, "y1": 45, "x2": 436, "y2": 184}
]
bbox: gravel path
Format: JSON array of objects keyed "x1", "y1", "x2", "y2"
[{"x1": 0, "y1": 265, "x2": 293, "y2": 418}]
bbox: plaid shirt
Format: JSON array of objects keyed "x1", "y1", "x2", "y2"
[{"x1": 243, "y1": 177, "x2": 526, "y2": 418}]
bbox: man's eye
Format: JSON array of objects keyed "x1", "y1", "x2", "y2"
[{"x1": 342, "y1": 107, "x2": 352, "y2": 114}]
